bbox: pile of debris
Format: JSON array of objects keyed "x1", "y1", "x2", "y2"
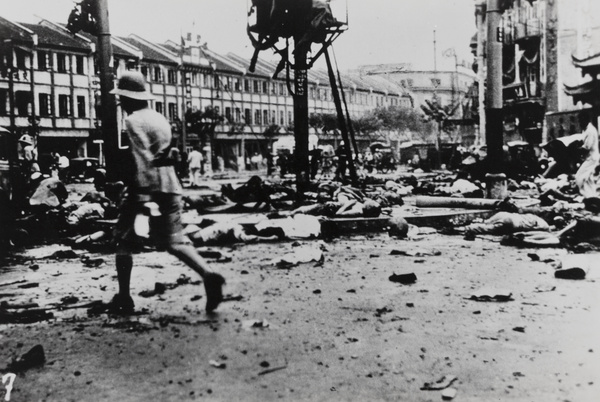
[{"x1": 3, "y1": 170, "x2": 600, "y2": 264}]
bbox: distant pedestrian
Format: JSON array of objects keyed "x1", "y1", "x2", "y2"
[
  {"x1": 277, "y1": 152, "x2": 288, "y2": 177},
  {"x1": 58, "y1": 154, "x2": 70, "y2": 182},
  {"x1": 178, "y1": 151, "x2": 188, "y2": 182},
  {"x1": 266, "y1": 152, "x2": 274, "y2": 176},
  {"x1": 335, "y1": 141, "x2": 347, "y2": 181},
  {"x1": 187, "y1": 146, "x2": 203, "y2": 187},
  {"x1": 109, "y1": 71, "x2": 225, "y2": 314},
  {"x1": 575, "y1": 109, "x2": 599, "y2": 198},
  {"x1": 18, "y1": 134, "x2": 40, "y2": 175},
  {"x1": 309, "y1": 146, "x2": 322, "y2": 180}
]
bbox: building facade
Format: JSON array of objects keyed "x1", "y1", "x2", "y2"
[
  {"x1": 475, "y1": 0, "x2": 600, "y2": 145},
  {"x1": 1, "y1": 15, "x2": 418, "y2": 173}
]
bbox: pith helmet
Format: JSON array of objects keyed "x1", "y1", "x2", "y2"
[
  {"x1": 19, "y1": 134, "x2": 33, "y2": 145},
  {"x1": 110, "y1": 71, "x2": 155, "y2": 100}
]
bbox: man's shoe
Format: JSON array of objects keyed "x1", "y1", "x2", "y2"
[
  {"x1": 106, "y1": 294, "x2": 135, "y2": 315},
  {"x1": 204, "y1": 273, "x2": 225, "y2": 313}
]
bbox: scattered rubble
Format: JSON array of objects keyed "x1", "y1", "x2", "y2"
[{"x1": 6, "y1": 345, "x2": 46, "y2": 372}]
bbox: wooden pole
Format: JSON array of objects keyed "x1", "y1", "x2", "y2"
[
  {"x1": 93, "y1": 0, "x2": 120, "y2": 182},
  {"x1": 485, "y1": 0, "x2": 504, "y2": 172},
  {"x1": 293, "y1": 44, "x2": 310, "y2": 199},
  {"x1": 325, "y1": 48, "x2": 357, "y2": 186}
]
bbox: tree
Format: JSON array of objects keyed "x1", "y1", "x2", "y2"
[
  {"x1": 308, "y1": 113, "x2": 338, "y2": 135},
  {"x1": 352, "y1": 113, "x2": 382, "y2": 142},
  {"x1": 373, "y1": 105, "x2": 430, "y2": 139},
  {"x1": 353, "y1": 105, "x2": 433, "y2": 143}
]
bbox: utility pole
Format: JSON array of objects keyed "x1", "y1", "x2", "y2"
[
  {"x1": 93, "y1": 0, "x2": 120, "y2": 182},
  {"x1": 432, "y1": 28, "x2": 441, "y2": 167},
  {"x1": 293, "y1": 44, "x2": 310, "y2": 197},
  {"x1": 179, "y1": 38, "x2": 188, "y2": 154},
  {"x1": 325, "y1": 49, "x2": 357, "y2": 186},
  {"x1": 4, "y1": 39, "x2": 15, "y2": 134},
  {"x1": 475, "y1": 2, "x2": 486, "y2": 146},
  {"x1": 485, "y1": 0, "x2": 504, "y2": 172},
  {"x1": 433, "y1": 27, "x2": 437, "y2": 72}
]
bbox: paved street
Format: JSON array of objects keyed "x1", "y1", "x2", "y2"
[{"x1": 1, "y1": 178, "x2": 599, "y2": 401}]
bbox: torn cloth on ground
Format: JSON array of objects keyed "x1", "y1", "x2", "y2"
[
  {"x1": 438, "y1": 179, "x2": 480, "y2": 195},
  {"x1": 271, "y1": 246, "x2": 324, "y2": 267},
  {"x1": 254, "y1": 214, "x2": 321, "y2": 239}
]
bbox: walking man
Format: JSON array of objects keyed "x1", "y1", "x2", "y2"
[
  {"x1": 187, "y1": 146, "x2": 203, "y2": 187},
  {"x1": 335, "y1": 141, "x2": 347, "y2": 181},
  {"x1": 109, "y1": 71, "x2": 225, "y2": 314}
]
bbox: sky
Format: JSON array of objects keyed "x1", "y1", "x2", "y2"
[{"x1": 1, "y1": 0, "x2": 477, "y2": 72}]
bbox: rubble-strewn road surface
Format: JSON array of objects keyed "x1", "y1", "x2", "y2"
[{"x1": 1, "y1": 230, "x2": 599, "y2": 402}]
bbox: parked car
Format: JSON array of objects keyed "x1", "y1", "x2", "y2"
[{"x1": 69, "y1": 157, "x2": 100, "y2": 182}]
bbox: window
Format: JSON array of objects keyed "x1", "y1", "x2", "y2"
[
  {"x1": 279, "y1": 83, "x2": 285, "y2": 95},
  {"x1": 0, "y1": 89, "x2": 8, "y2": 116},
  {"x1": 76, "y1": 96, "x2": 86, "y2": 117},
  {"x1": 253, "y1": 81, "x2": 260, "y2": 93},
  {"x1": 244, "y1": 79, "x2": 250, "y2": 92},
  {"x1": 234, "y1": 78, "x2": 241, "y2": 91},
  {"x1": 254, "y1": 109, "x2": 261, "y2": 125},
  {"x1": 37, "y1": 51, "x2": 48, "y2": 71},
  {"x1": 271, "y1": 110, "x2": 276, "y2": 124},
  {"x1": 245, "y1": 108, "x2": 252, "y2": 125},
  {"x1": 153, "y1": 67, "x2": 163, "y2": 82},
  {"x1": 75, "y1": 55, "x2": 85, "y2": 74},
  {"x1": 225, "y1": 107, "x2": 232, "y2": 122},
  {"x1": 57, "y1": 54, "x2": 68, "y2": 73},
  {"x1": 263, "y1": 110, "x2": 268, "y2": 125},
  {"x1": 15, "y1": 49, "x2": 27, "y2": 70},
  {"x1": 38, "y1": 94, "x2": 52, "y2": 116},
  {"x1": 288, "y1": 111, "x2": 292, "y2": 126},
  {"x1": 214, "y1": 75, "x2": 220, "y2": 89},
  {"x1": 167, "y1": 69, "x2": 177, "y2": 84},
  {"x1": 168, "y1": 103, "x2": 177, "y2": 121},
  {"x1": 279, "y1": 110, "x2": 284, "y2": 125},
  {"x1": 262, "y1": 81, "x2": 268, "y2": 93},
  {"x1": 58, "y1": 94, "x2": 71, "y2": 117},
  {"x1": 235, "y1": 108, "x2": 241, "y2": 123},
  {"x1": 155, "y1": 101, "x2": 164, "y2": 115},
  {"x1": 141, "y1": 66, "x2": 149, "y2": 79},
  {"x1": 15, "y1": 91, "x2": 31, "y2": 116},
  {"x1": 190, "y1": 72, "x2": 198, "y2": 85},
  {"x1": 271, "y1": 82, "x2": 277, "y2": 95}
]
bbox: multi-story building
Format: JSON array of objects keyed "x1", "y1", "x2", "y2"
[
  {"x1": 1, "y1": 15, "x2": 417, "y2": 173},
  {"x1": 475, "y1": 0, "x2": 600, "y2": 145},
  {"x1": 0, "y1": 16, "x2": 98, "y2": 166},
  {"x1": 356, "y1": 63, "x2": 478, "y2": 146}
]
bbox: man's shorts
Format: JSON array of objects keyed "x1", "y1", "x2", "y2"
[{"x1": 114, "y1": 191, "x2": 191, "y2": 250}]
